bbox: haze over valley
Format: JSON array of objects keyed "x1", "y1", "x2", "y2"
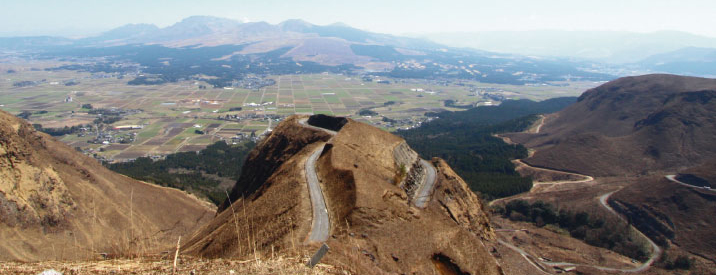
[{"x1": 1, "y1": 1, "x2": 715, "y2": 274}]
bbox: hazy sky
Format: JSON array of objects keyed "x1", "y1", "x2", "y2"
[{"x1": 2, "y1": 0, "x2": 715, "y2": 37}]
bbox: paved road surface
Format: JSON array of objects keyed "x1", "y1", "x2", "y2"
[
  {"x1": 298, "y1": 118, "x2": 338, "y2": 135},
  {"x1": 298, "y1": 117, "x2": 336, "y2": 242},
  {"x1": 414, "y1": 159, "x2": 437, "y2": 208},
  {"x1": 665, "y1": 174, "x2": 715, "y2": 193},
  {"x1": 305, "y1": 144, "x2": 330, "y2": 242},
  {"x1": 489, "y1": 160, "x2": 593, "y2": 207},
  {"x1": 500, "y1": 190, "x2": 661, "y2": 273}
]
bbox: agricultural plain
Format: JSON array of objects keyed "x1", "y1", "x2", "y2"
[{"x1": 0, "y1": 59, "x2": 597, "y2": 161}]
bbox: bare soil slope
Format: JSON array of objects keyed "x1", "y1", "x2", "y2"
[
  {"x1": 183, "y1": 115, "x2": 502, "y2": 274},
  {"x1": 0, "y1": 110, "x2": 215, "y2": 261},
  {"x1": 509, "y1": 74, "x2": 716, "y2": 176}
]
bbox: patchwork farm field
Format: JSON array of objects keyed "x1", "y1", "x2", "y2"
[{"x1": 0, "y1": 60, "x2": 597, "y2": 162}]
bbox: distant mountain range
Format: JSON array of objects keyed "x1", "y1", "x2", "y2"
[
  {"x1": 0, "y1": 16, "x2": 440, "y2": 57},
  {"x1": 637, "y1": 47, "x2": 716, "y2": 76},
  {"x1": 420, "y1": 30, "x2": 716, "y2": 64},
  {"x1": 0, "y1": 16, "x2": 616, "y2": 86},
  {"x1": 2, "y1": 16, "x2": 714, "y2": 81}
]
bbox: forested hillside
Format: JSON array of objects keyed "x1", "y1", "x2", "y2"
[
  {"x1": 108, "y1": 141, "x2": 255, "y2": 204},
  {"x1": 397, "y1": 97, "x2": 576, "y2": 199}
]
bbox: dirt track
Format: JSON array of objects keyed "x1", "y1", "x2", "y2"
[{"x1": 492, "y1": 116, "x2": 663, "y2": 273}]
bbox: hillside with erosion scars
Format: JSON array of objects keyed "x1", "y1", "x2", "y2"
[
  {"x1": 183, "y1": 115, "x2": 502, "y2": 274},
  {"x1": 0, "y1": 110, "x2": 214, "y2": 261}
]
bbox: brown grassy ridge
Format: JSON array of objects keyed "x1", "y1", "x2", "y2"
[
  {"x1": 0, "y1": 256, "x2": 344, "y2": 275},
  {"x1": 509, "y1": 74, "x2": 716, "y2": 177},
  {"x1": 296, "y1": 118, "x2": 501, "y2": 274},
  {"x1": 181, "y1": 115, "x2": 502, "y2": 274},
  {"x1": 182, "y1": 116, "x2": 331, "y2": 259}
]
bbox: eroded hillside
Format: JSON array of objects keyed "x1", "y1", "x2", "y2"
[
  {"x1": 183, "y1": 115, "x2": 502, "y2": 274},
  {"x1": 0, "y1": 110, "x2": 215, "y2": 261}
]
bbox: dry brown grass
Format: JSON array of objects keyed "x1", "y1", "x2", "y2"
[
  {"x1": 0, "y1": 110, "x2": 215, "y2": 261},
  {"x1": 181, "y1": 116, "x2": 502, "y2": 274},
  {"x1": 0, "y1": 256, "x2": 345, "y2": 275},
  {"x1": 511, "y1": 74, "x2": 716, "y2": 177},
  {"x1": 182, "y1": 117, "x2": 328, "y2": 259}
]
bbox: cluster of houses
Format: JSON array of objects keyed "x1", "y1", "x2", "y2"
[
  {"x1": 243, "y1": 101, "x2": 274, "y2": 107},
  {"x1": 229, "y1": 76, "x2": 276, "y2": 90},
  {"x1": 89, "y1": 130, "x2": 137, "y2": 145}
]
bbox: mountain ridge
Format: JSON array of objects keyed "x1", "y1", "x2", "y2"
[
  {"x1": 183, "y1": 115, "x2": 501, "y2": 274},
  {"x1": 508, "y1": 74, "x2": 716, "y2": 176}
]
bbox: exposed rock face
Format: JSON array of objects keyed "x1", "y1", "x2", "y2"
[
  {"x1": 433, "y1": 159, "x2": 494, "y2": 238},
  {"x1": 392, "y1": 141, "x2": 425, "y2": 199},
  {"x1": 510, "y1": 74, "x2": 716, "y2": 176},
  {"x1": 0, "y1": 110, "x2": 214, "y2": 261},
  {"x1": 0, "y1": 117, "x2": 76, "y2": 229},
  {"x1": 185, "y1": 115, "x2": 501, "y2": 274}
]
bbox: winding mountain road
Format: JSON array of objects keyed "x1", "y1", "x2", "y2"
[
  {"x1": 414, "y1": 159, "x2": 437, "y2": 208},
  {"x1": 597, "y1": 191, "x2": 662, "y2": 273},
  {"x1": 513, "y1": 159, "x2": 594, "y2": 192},
  {"x1": 305, "y1": 144, "x2": 330, "y2": 242},
  {"x1": 298, "y1": 118, "x2": 337, "y2": 135},
  {"x1": 298, "y1": 118, "x2": 336, "y2": 242},
  {"x1": 497, "y1": 184, "x2": 662, "y2": 273},
  {"x1": 498, "y1": 239, "x2": 552, "y2": 274},
  {"x1": 533, "y1": 115, "x2": 546, "y2": 134},
  {"x1": 491, "y1": 132, "x2": 662, "y2": 272},
  {"x1": 665, "y1": 174, "x2": 715, "y2": 193}
]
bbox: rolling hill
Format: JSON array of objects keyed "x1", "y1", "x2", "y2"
[{"x1": 508, "y1": 74, "x2": 716, "y2": 176}]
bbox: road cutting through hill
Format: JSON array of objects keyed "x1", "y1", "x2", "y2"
[
  {"x1": 305, "y1": 143, "x2": 331, "y2": 242},
  {"x1": 298, "y1": 118, "x2": 335, "y2": 242},
  {"x1": 414, "y1": 159, "x2": 438, "y2": 208}
]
